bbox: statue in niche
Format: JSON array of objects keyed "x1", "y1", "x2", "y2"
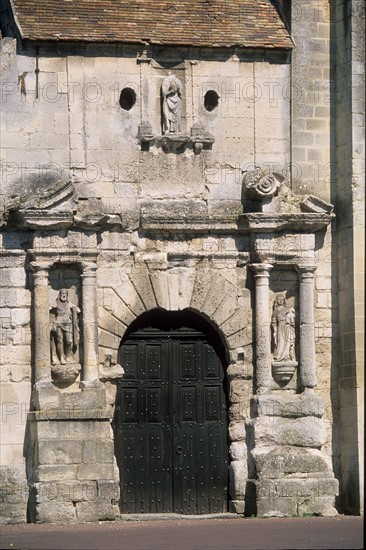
[
  {"x1": 50, "y1": 289, "x2": 80, "y2": 365},
  {"x1": 271, "y1": 294, "x2": 296, "y2": 363},
  {"x1": 162, "y1": 74, "x2": 182, "y2": 134}
]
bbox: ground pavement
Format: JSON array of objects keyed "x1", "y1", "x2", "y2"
[{"x1": 0, "y1": 515, "x2": 363, "y2": 550}]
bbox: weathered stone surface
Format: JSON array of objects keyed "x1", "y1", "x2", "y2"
[
  {"x1": 34, "y1": 481, "x2": 97, "y2": 502},
  {"x1": 97, "y1": 480, "x2": 119, "y2": 501},
  {"x1": 230, "y1": 441, "x2": 247, "y2": 461},
  {"x1": 256, "y1": 496, "x2": 298, "y2": 517},
  {"x1": 76, "y1": 500, "x2": 116, "y2": 522},
  {"x1": 251, "y1": 416, "x2": 327, "y2": 448},
  {"x1": 298, "y1": 496, "x2": 338, "y2": 517},
  {"x1": 228, "y1": 422, "x2": 246, "y2": 442},
  {"x1": 230, "y1": 379, "x2": 248, "y2": 403},
  {"x1": 228, "y1": 403, "x2": 248, "y2": 422},
  {"x1": 77, "y1": 463, "x2": 114, "y2": 481},
  {"x1": 0, "y1": 503, "x2": 27, "y2": 525},
  {"x1": 228, "y1": 500, "x2": 245, "y2": 514},
  {"x1": 82, "y1": 440, "x2": 114, "y2": 464},
  {"x1": 251, "y1": 393, "x2": 325, "y2": 418},
  {"x1": 36, "y1": 465, "x2": 78, "y2": 482},
  {"x1": 35, "y1": 502, "x2": 76, "y2": 523},
  {"x1": 252, "y1": 447, "x2": 333, "y2": 478},
  {"x1": 256, "y1": 478, "x2": 339, "y2": 499},
  {"x1": 38, "y1": 440, "x2": 83, "y2": 465},
  {"x1": 229, "y1": 460, "x2": 247, "y2": 500}
]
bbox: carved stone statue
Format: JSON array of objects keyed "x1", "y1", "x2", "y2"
[
  {"x1": 50, "y1": 289, "x2": 80, "y2": 365},
  {"x1": 162, "y1": 74, "x2": 182, "y2": 134},
  {"x1": 271, "y1": 294, "x2": 296, "y2": 362}
]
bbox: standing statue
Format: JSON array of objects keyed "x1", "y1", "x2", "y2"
[
  {"x1": 50, "y1": 289, "x2": 80, "y2": 365},
  {"x1": 162, "y1": 74, "x2": 182, "y2": 134},
  {"x1": 271, "y1": 294, "x2": 296, "y2": 362}
]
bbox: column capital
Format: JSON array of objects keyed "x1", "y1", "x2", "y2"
[
  {"x1": 80, "y1": 262, "x2": 97, "y2": 277},
  {"x1": 30, "y1": 261, "x2": 50, "y2": 273},
  {"x1": 250, "y1": 263, "x2": 273, "y2": 278},
  {"x1": 297, "y1": 265, "x2": 317, "y2": 279},
  {"x1": 30, "y1": 262, "x2": 50, "y2": 285}
]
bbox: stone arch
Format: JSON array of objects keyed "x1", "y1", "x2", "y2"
[{"x1": 98, "y1": 262, "x2": 251, "y2": 367}]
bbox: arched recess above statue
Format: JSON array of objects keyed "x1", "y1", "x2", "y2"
[{"x1": 118, "y1": 307, "x2": 229, "y2": 369}]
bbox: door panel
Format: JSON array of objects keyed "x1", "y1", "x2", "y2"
[{"x1": 114, "y1": 327, "x2": 228, "y2": 514}]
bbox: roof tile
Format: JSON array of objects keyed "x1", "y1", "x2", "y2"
[{"x1": 9, "y1": 0, "x2": 292, "y2": 48}]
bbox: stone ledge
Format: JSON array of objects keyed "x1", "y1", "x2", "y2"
[
  {"x1": 28, "y1": 407, "x2": 114, "y2": 421},
  {"x1": 241, "y1": 212, "x2": 334, "y2": 232}
]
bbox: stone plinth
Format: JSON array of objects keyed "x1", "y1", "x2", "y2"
[
  {"x1": 246, "y1": 393, "x2": 338, "y2": 517},
  {"x1": 28, "y1": 384, "x2": 119, "y2": 523}
]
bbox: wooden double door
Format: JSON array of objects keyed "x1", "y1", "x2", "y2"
[{"x1": 114, "y1": 326, "x2": 228, "y2": 514}]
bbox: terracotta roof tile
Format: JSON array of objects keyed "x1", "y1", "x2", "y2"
[{"x1": 8, "y1": 0, "x2": 292, "y2": 48}]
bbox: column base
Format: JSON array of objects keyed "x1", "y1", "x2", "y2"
[
  {"x1": 247, "y1": 393, "x2": 339, "y2": 517},
  {"x1": 27, "y1": 412, "x2": 119, "y2": 524}
]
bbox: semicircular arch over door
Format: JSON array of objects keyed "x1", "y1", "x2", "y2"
[{"x1": 113, "y1": 310, "x2": 229, "y2": 515}]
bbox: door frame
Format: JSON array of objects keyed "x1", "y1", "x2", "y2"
[{"x1": 113, "y1": 308, "x2": 231, "y2": 514}]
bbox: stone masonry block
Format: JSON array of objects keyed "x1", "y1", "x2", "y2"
[
  {"x1": 228, "y1": 403, "x2": 247, "y2": 423},
  {"x1": 0, "y1": 503, "x2": 27, "y2": 525},
  {"x1": 252, "y1": 447, "x2": 333, "y2": 479},
  {"x1": 228, "y1": 500, "x2": 245, "y2": 514},
  {"x1": 229, "y1": 441, "x2": 247, "y2": 461},
  {"x1": 38, "y1": 440, "x2": 83, "y2": 465},
  {"x1": 0, "y1": 268, "x2": 27, "y2": 288},
  {"x1": 35, "y1": 481, "x2": 97, "y2": 503},
  {"x1": 256, "y1": 496, "x2": 298, "y2": 517},
  {"x1": 35, "y1": 501, "x2": 76, "y2": 523},
  {"x1": 77, "y1": 463, "x2": 114, "y2": 481},
  {"x1": 76, "y1": 500, "x2": 115, "y2": 522},
  {"x1": 251, "y1": 394, "x2": 325, "y2": 419},
  {"x1": 83, "y1": 440, "x2": 114, "y2": 464},
  {"x1": 251, "y1": 416, "x2": 327, "y2": 448},
  {"x1": 298, "y1": 496, "x2": 338, "y2": 516},
  {"x1": 59, "y1": 387, "x2": 107, "y2": 410},
  {"x1": 230, "y1": 379, "x2": 248, "y2": 403},
  {"x1": 228, "y1": 422, "x2": 246, "y2": 442},
  {"x1": 58, "y1": 421, "x2": 97, "y2": 440},
  {"x1": 97, "y1": 480, "x2": 119, "y2": 501},
  {"x1": 229, "y1": 460, "x2": 247, "y2": 500},
  {"x1": 129, "y1": 267, "x2": 156, "y2": 311},
  {"x1": 256, "y1": 478, "x2": 339, "y2": 499}
]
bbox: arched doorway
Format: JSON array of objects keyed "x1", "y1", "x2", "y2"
[{"x1": 113, "y1": 309, "x2": 229, "y2": 514}]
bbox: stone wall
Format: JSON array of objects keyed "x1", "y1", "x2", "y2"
[
  {"x1": 333, "y1": 0, "x2": 365, "y2": 515},
  {"x1": 0, "y1": 0, "x2": 362, "y2": 520}
]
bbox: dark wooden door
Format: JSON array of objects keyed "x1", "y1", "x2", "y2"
[{"x1": 114, "y1": 326, "x2": 228, "y2": 514}]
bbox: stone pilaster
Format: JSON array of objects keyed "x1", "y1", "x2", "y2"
[
  {"x1": 251, "y1": 263, "x2": 273, "y2": 393},
  {"x1": 31, "y1": 263, "x2": 51, "y2": 384},
  {"x1": 298, "y1": 265, "x2": 317, "y2": 391},
  {"x1": 81, "y1": 262, "x2": 99, "y2": 383}
]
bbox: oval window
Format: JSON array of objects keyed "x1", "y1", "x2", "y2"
[
  {"x1": 204, "y1": 90, "x2": 219, "y2": 111},
  {"x1": 119, "y1": 87, "x2": 137, "y2": 111}
]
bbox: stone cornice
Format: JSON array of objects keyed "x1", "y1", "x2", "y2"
[
  {"x1": 4, "y1": 203, "x2": 334, "y2": 234},
  {"x1": 241, "y1": 212, "x2": 334, "y2": 233}
]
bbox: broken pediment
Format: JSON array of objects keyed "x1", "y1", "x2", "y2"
[
  {"x1": 240, "y1": 167, "x2": 334, "y2": 232},
  {"x1": 4, "y1": 179, "x2": 76, "y2": 230}
]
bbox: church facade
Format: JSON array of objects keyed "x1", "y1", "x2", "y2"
[{"x1": 0, "y1": 0, "x2": 364, "y2": 523}]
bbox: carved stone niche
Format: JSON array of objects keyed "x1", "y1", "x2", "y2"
[
  {"x1": 270, "y1": 279, "x2": 298, "y2": 389},
  {"x1": 136, "y1": 72, "x2": 214, "y2": 153},
  {"x1": 49, "y1": 265, "x2": 81, "y2": 388}
]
